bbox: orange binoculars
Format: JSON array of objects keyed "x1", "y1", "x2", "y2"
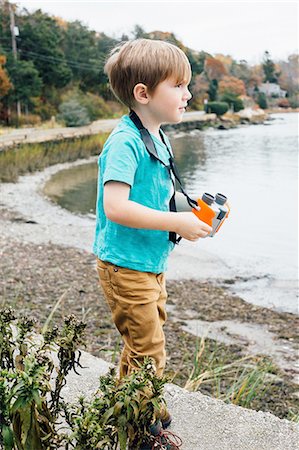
[{"x1": 192, "y1": 192, "x2": 230, "y2": 237}]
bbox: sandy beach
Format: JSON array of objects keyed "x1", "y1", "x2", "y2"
[{"x1": 1, "y1": 157, "x2": 298, "y2": 419}]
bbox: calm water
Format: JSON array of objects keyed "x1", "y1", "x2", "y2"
[{"x1": 44, "y1": 113, "x2": 298, "y2": 313}]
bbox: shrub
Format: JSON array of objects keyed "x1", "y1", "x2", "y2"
[
  {"x1": 288, "y1": 95, "x2": 299, "y2": 109},
  {"x1": 220, "y1": 92, "x2": 244, "y2": 112},
  {"x1": 32, "y1": 98, "x2": 58, "y2": 121},
  {"x1": 78, "y1": 92, "x2": 112, "y2": 120},
  {"x1": 0, "y1": 307, "x2": 167, "y2": 450},
  {"x1": 65, "y1": 360, "x2": 167, "y2": 450},
  {"x1": 257, "y1": 92, "x2": 268, "y2": 109},
  {"x1": 9, "y1": 113, "x2": 42, "y2": 127},
  {"x1": 0, "y1": 307, "x2": 86, "y2": 450},
  {"x1": 204, "y1": 101, "x2": 229, "y2": 116},
  {"x1": 57, "y1": 99, "x2": 90, "y2": 127},
  {"x1": 61, "y1": 88, "x2": 120, "y2": 121},
  {"x1": 277, "y1": 98, "x2": 290, "y2": 108}
]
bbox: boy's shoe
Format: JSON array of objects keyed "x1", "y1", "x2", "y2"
[
  {"x1": 139, "y1": 421, "x2": 182, "y2": 450},
  {"x1": 158, "y1": 406, "x2": 172, "y2": 429}
]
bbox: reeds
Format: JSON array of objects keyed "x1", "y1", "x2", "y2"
[
  {"x1": 183, "y1": 333, "x2": 298, "y2": 418},
  {"x1": 0, "y1": 132, "x2": 109, "y2": 182}
]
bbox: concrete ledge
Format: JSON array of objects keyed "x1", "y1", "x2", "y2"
[{"x1": 62, "y1": 351, "x2": 299, "y2": 450}]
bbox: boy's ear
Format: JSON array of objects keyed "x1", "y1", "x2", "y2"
[{"x1": 133, "y1": 83, "x2": 150, "y2": 105}]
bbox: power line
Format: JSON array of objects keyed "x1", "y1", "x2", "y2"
[
  {"x1": 0, "y1": 45, "x2": 107, "y2": 72},
  {"x1": 20, "y1": 49, "x2": 106, "y2": 70}
]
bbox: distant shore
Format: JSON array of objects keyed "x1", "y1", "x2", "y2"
[{"x1": 1, "y1": 108, "x2": 293, "y2": 151}]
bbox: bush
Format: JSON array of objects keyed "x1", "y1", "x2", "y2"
[
  {"x1": 57, "y1": 99, "x2": 90, "y2": 127},
  {"x1": 66, "y1": 360, "x2": 167, "y2": 449},
  {"x1": 61, "y1": 88, "x2": 120, "y2": 121},
  {"x1": 220, "y1": 92, "x2": 244, "y2": 112},
  {"x1": 257, "y1": 92, "x2": 268, "y2": 109},
  {"x1": 78, "y1": 92, "x2": 112, "y2": 120},
  {"x1": 0, "y1": 307, "x2": 167, "y2": 450},
  {"x1": 9, "y1": 113, "x2": 42, "y2": 127},
  {"x1": 204, "y1": 101, "x2": 229, "y2": 116},
  {"x1": 32, "y1": 98, "x2": 58, "y2": 121},
  {"x1": 0, "y1": 307, "x2": 86, "y2": 450},
  {"x1": 288, "y1": 95, "x2": 299, "y2": 108},
  {"x1": 277, "y1": 98, "x2": 290, "y2": 108}
]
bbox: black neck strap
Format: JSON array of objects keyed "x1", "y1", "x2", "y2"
[
  {"x1": 128, "y1": 110, "x2": 197, "y2": 244},
  {"x1": 129, "y1": 110, "x2": 197, "y2": 207}
]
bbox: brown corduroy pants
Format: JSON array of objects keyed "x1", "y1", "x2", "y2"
[{"x1": 96, "y1": 258, "x2": 167, "y2": 378}]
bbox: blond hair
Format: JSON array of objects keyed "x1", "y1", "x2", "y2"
[{"x1": 104, "y1": 39, "x2": 191, "y2": 108}]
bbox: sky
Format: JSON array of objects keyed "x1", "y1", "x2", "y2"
[{"x1": 15, "y1": 0, "x2": 298, "y2": 65}]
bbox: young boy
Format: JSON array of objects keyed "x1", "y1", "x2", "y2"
[{"x1": 93, "y1": 38, "x2": 211, "y2": 448}]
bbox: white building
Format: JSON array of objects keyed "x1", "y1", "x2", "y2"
[{"x1": 258, "y1": 82, "x2": 287, "y2": 97}]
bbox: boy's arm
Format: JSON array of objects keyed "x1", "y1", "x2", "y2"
[{"x1": 104, "y1": 181, "x2": 211, "y2": 241}]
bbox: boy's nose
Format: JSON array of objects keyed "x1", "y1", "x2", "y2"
[
  {"x1": 185, "y1": 88, "x2": 192, "y2": 101},
  {"x1": 183, "y1": 87, "x2": 192, "y2": 101}
]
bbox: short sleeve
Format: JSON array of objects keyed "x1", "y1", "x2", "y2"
[{"x1": 102, "y1": 134, "x2": 140, "y2": 187}]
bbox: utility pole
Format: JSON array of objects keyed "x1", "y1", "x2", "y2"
[{"x1": 9, "y1": 1, "x2": 21, "y2": 120}]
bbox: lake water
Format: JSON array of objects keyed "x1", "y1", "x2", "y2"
[{"x1": 44, "y1": 113, "x2": 298, "y2": 314}]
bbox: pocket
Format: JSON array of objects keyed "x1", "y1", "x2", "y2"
[
  {"x1": 111, "y1": 266, "x2": 155, "y2": 300},
  {"x1": 96, "y1": 259, "x2": 116, "y2": 309},
  {"x1": 96, "y1": 259, "x2": 110, "y2": 282}
]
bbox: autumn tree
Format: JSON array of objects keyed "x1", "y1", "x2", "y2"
[
  {"x1": 277, "y1": 54, "x2": 299, "y2": 97},
  {"x1": 204, "y1": 56, "x2": 227, "y2": 81},
  {"x1": 191, "y1": 73, "x2": 209, "y2": 108},
  {"x1": 0, "y1": 55, "x2": 11, "y2": 97},
  {"x1": 248, "y1": 64, "x2": 264, "y2": 90},
  {"x1": 218, "y1": 75, "x2": 246, "y2": 96},
  {"x1": 214, "y1": 54, "x2": 233, "y2": 73}
]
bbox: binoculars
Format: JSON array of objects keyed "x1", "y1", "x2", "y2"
[{"x1": 192, "y1": 192, "x2": 230, "y2": 237}]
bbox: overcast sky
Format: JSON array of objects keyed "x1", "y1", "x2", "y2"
[{"x1": 15, "y1": 1, "x2": 298, "y2": 64}]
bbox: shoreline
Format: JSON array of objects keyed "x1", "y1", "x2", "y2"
[{"x1": 0, "y1": 109, "x2": 271, "y2": 151}]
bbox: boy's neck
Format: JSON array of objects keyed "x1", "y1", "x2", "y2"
[{"x1": 130, "y1": 108, "x2": 162, "y2": 141}]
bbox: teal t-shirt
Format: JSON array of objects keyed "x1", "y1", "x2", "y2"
[{"x1": 92, "y1": 114, "x2": 175, "y2": 273}]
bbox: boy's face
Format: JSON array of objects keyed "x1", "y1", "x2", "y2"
[{"x1": 148, "y1": 77, "x2": 192, "y2": 124}]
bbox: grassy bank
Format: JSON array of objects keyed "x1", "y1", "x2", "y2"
[{"x1": 0, "y1": 132, "x2": 109, "y2": 182}]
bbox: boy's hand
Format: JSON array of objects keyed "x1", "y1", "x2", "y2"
[{"x1": 174, "y1": 212, "x2": 212, "y2": 241}]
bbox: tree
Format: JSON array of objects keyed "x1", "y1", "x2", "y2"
[
  {"x1": 62, "y1": 20, "x2": 108, "y2": 93},
  {"x1": 17, "y1": 9, "x2": 72, "y2": 88},
  {"x1": 218, "y1": 76, "x2": 246, "y2": 96},
  {"x1": 185, "y1": 49, "x2": 206, "y2": 77},
  {"x1": 208, "y1": 79, "x2": 218, "y2": 101},
  {"x1": 0, "y1": 55, "x2": 12, "y2": 97},
  {"x1": 204, "y1": 57, "x2": 227, "y2": 101},
  {"x1": 262, "y1": 51, "x2": 280, "y2": 83},
  {"x1": 204, "y1": 56, "x2": 227, "y2": 81},
  {"x1": 214, "y1": 54, "x2": 233, "y2": 73},
  {"x1": 277, "y1": 54, "x2": 299, "y2": 97},
  {"x1": 0, "y1": 54, "x2": 12, "y2": 123},
  {"x1": 5, "y1": 57, "x2": 42, "y2": 108},
  {"x1": 257, "y1": 92, "x2": 268, "y2": 109},
  {"x1": 230, "y1": 59, "x2": 253, "y2": 92},
  {"x1": 132, "y1": 25, "x2": 148, "y2": 39},
  {"x1": 191, "y1": 73, "x2": 209, "y2": 107}
]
